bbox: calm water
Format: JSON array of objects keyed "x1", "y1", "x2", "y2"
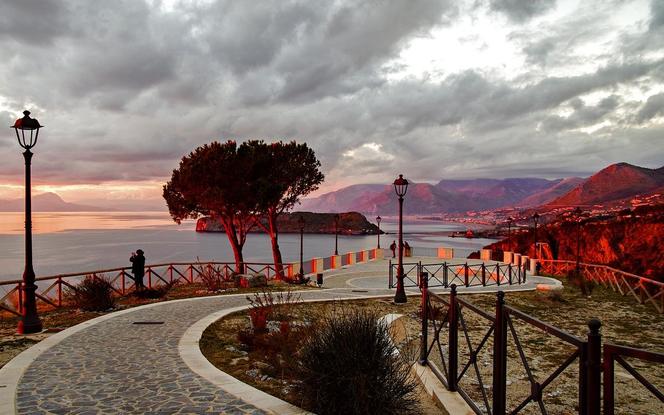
[{"x1": 0, "y1": 212, "x2": 496, "y2": 281}]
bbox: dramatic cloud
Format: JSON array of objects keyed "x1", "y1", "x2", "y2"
[{"x1": 0, "y1": 0, "x2": 661, "y2": 205}]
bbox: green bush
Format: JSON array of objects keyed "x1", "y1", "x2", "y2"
[
  {"x1": 67, "y1": 275, "x2": 116, "y2": 311},
  {"x1": 295, "y1": 311, "x2": 420, "y2": 415}
]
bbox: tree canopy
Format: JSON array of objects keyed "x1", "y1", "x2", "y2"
[{"x1": 163, "y1": 139, "x2": 324, "y2": 275}]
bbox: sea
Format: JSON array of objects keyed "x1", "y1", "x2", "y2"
[{"x1": 0, "y1": 212, "x2": 497, "y2": 282}]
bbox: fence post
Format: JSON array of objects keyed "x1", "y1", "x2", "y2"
[
  {"x1": 389, "y1": 260, "x2": 393, "y2": 288},
  {"x1": 586, "y1": 319, "x2": 602, "y2": 415},
  {"x1": 18, "y1": 282, "x2": 23, "y2": 313},
  {"x1": 464, "y1": 263, "x2": 469, "y2": 287},
  {"x1": 419, "y1": 272, "x2": 429, "y2": 365},
  {"x1": 481, "y1": 263, "x2": 486, "y2": 286},
  {"x1": 57, "y1": 277, "x2": 62, "y2": 307},
  {"x1": 418, "y1": 261, "x2": 422, "y2": 287},
  {"x1": 492, "y1": 291, "x2": 507, "y2": 414},
  {"x1": 508, "y1": 264, "x2": 513, "y2": 285},
  {"x1": 444, "y1": 262, "x2": 448, "y2": 287},
  {"x1": 148, "y1": 268, "x2": 152, "y2": 289},
  {"x1": 121, "y1": 271, "x2": 126, "y2": 295},
  {"x1": 496, "y1": 263, "x2": 501, "y2": 286},
  {"x1": 169, "y1": 266, "x2": 173, "y2": 283},
  {"x1": 449, "y1": 284, "x2": 459, "y2": 392},
  {"x1": 603, "y1": 348, "x2": 615, "y2": 415}
]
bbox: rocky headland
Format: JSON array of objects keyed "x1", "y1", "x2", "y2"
[
  {"x1": 196, "y1": 211, "x2": 382, "y2": 235},
  {"x1": 485, "y1": 204, "x2": 664, "y2": 281}
]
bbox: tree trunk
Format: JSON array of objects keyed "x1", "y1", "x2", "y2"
[
  {"x1": 222, "y1": 218, "x2": 245, "y2": 273},
  {"x1": 267, "y1": 210, "x2": 285, "y2": 279}
]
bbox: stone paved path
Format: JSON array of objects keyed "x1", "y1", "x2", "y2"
[
  {"x1": 9, "y1": 257, "x2": 552, "y2": 414},
  {"x1": 13, "y1": 288, "x2": 394, "y2": 414}
]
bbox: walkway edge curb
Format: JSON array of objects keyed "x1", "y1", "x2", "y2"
[{"x1": 179, "y1": 293, "x2": 396, "y2": 415}]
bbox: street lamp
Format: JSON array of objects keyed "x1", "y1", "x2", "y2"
[
  {"x1": 298, "y1": 215, "x2": 305, "y2": 282},
  {"x1": 334, "y1": 213, "x2": 340, "y2": 256},
  {"x1": 11, "y1": 110, "x2": 43, "y2": 334},
  {"x1": 506, "y1": 216, "x2": 514, "y2": 252},
  {"x1": 393, "y1": 174, "x2": 409, "y2": 304},
  {"x1": 573, "y1": 207, "x2": 584, "y2": 275},
  {"x1": 376, "y1": 215, "x2": 382, "y2": 249},
  {"x1": 532, "y1": 212, "x2": 540, "y2": 259}
]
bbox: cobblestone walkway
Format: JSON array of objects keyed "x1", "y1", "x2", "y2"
[
  {"x1": 11, "y1": 258, "x2": 548, "y2": 414},
  {"x1": 14, "y1": 289, "x2": 393, "y2": 414}
]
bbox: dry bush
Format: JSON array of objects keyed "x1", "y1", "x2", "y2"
[
  {"x1": 295, "y1": 310, "x2": 420, "y2": 415},
  {"x1": 195, "y1": 260, "x2": 230, "y2": 292},
  {"x1": 66, "y1": 275, "x2": 116, "y2": 311}
]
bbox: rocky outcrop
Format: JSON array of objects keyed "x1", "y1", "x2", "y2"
[
  {"x1": 196, "y1": 211, "x2": 381, "y2": 235},
  {"x1": 486, "y1": 204, "x2": 664, "y2": 281}
]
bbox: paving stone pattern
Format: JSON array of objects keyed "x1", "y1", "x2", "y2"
[{"x1": 15, "y1": 289, "x2": 392, "y2": 414}]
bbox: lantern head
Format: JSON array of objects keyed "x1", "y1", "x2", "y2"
[
  {"x1": 11, "y1": 110, "x2": 42, "y2": 150},
  {"x1": 393, "y1": 174, "x2": 409, "y2": 197}
]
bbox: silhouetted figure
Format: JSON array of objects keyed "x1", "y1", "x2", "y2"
[
  {"x1": 130, "y1": 249, "x2": 146, "y2": 290},
  {"x1": 404, "y1": 241, "x2": 411, "y2": 257},
  {"x1": 389, "y1": 241, "x2": 396, "y2": 258},
  {"x1": 535, "y1": 261, "x2": 542, "y2": 276}
]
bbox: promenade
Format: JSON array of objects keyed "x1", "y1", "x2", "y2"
[{"x1": 0, "y1": 256, "x2": 555, "y2": 414}]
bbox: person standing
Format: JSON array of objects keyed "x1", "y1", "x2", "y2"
[
  {"x1": 130, "y1": 249, "x2": 146, "y2": 290},
  {"x1": 404, "y1": 241, "x2": 411, "y2": 257},
  {"x1": 389, "y1": 240, "x2": 397, "y2": 258}
]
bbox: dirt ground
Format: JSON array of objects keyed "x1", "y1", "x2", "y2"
[
  {"x1": 202, "y1": 280, "x2": 663, "y2": 415},
  {"x1": 200, "y1": 297, "x2": 446, "y2": 414}
]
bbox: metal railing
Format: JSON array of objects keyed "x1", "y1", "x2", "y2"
[
  {"x1": 0, "y1": 261, "x2": 286, "y2": 316},
  {"x1": 389, "y1": 261, "x2": 527, "y2": 289},
  {"x1": 540, "y1": 260, "x2": 664, "y2": 313},
  {"x1": 419, "y1": 279, "x2": 664, "y2": 414},
  {"x1": 0, "y1": 248, "x2": 387, "y2": 317}
]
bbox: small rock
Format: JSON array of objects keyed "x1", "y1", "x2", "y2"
[{"x1": 246, "y1": 369, "x2": 260, "y2": 378}]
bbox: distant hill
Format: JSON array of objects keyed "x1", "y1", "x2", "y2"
[
  {"x1": 300, "y1": 177, "x2": 584, "y2": 214},
  {"x1": 298, "y1": 162, "x2": 663, "y2": 214},
  {"x1": 298, "y1": 184, "x2": 388, "y2": 212},
  {"x1": 0, "y1": 192, "x2": 110, "y2": 212},
  {"x1": 520, "y1": 177, "x2": 585, "y2": 207},
  {"x1": 546, "y1": 163, "x2": 664, "y2": 207}
]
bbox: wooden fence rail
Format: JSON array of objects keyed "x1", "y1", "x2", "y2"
[{"x1": 540, "y1": 260, "x2": 664, "y2": 313}]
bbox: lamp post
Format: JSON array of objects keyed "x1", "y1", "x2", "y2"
[
  {"x1": 334, "y1": 213, "x2": 339, "y2": 256},
  {"x1": 376, "y1": 215, "x2": 381, "y2": 249},
  {"x1": 11, "y1": 110, "x2": 43, "y2": 334},
  {"x1": 573, "y1": 207, "x2": 583, "y2": 276},
  {"x1": 532, "y1": 212, "x2": 540, "y2": 259},
  {"x1": 298, "y1": 215, "x2": 305, "y2": 281},
  {"x1": 393, "y1": 174, "x2": 409, "y2": 304},
  {"x1": 506, "y1": 216, "x2": 514, "y2": 252}
]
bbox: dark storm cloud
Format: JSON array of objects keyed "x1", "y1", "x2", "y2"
[
  {"x1": 636, "y1": 92, "x2": 664, "y2": 123},
  {"x1": 0, "y1": 0, "x2": 72, "y2": 45},
  {"x1": 0, "y1": 0, "x2": 661, "y2": 191},
  {"x1": 489, "y1": 0, "x2": 557, "y2": 23}
]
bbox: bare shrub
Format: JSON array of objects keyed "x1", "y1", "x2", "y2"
[
  {"x1": 67, "y1": 275, "x2": 116, "y2": 311},
  {"x1": 245, "y1": 289, "x2": 302, "y2": 333},
  {"x1": 295, "y1": 310, "x2": 420, "y2": 415},
  {"x1": 195, "y1": 260, "x2": 229, "y2": 292}
]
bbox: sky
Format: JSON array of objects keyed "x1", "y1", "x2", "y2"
[{"x1": 0, "y1": 0, "x2": 663, "y2": 208}]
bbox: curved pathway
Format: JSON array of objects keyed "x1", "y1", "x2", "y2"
[
  {"x1": 4, "y1": 289, "x2": 392, "y2": 414},
  {"x1": 2, "y1": 257, "x2": 558, "y2": 414}
]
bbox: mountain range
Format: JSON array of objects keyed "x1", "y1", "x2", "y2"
[
  {"x1": 298, "y1": 163, "x2": 664, "y2": 214},
  {"x1": 0, "y1": 192, "x2": 109, "y2": 212}
]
